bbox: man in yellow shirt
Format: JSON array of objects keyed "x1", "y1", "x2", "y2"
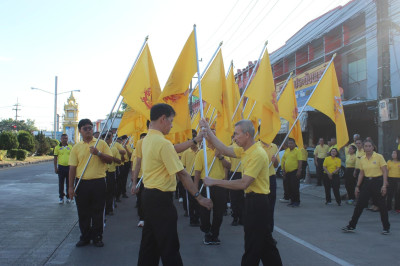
[
  {"x1": 115, "y1": 137, "x2": 129, "y2": 200},
  {"x1": 53, "y1": 134, "x2": 73, "y2": 204},
  {"x1": 121, "y1": 135, "x2": 132, "y2": 197},
  {"x1": 194, "y1": 129, "x2": 231, "y2": 245},
  {"x1": 201, "y1": 119, "x2": 282, "y2": 266},
  {"x1": 300, "y1": 144, "x2": 308, "y2": 181},
  {"x1": 137, "y1": 104, "x2": 212, "y2": 266},
  {"x1": 68, "y1": 119, "x2": 113, "y2": 248},
  {"x1": 314, "y1": 138, "x2": 329, "y2": 186},
  {"x1": 229, "y1": 138, "x2": 244, "y2": 226},
  {"x1": 281, "y1": 138, "x2": 303, "y2": 207}
]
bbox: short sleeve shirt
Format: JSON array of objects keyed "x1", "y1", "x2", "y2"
[
  {"x1": 359, "y1": 152, "x2": 387, "y2": 177},
  {"x1": 69, "y1": 138, "x2": 112, "y2": 180},
  {"x1": 181, "y1": 148, "x2": 198, "y2": 175},
  {"x1": 281, "y1": 148, "x2": 302, "y2": 172},
  {"x1": 300, "y1": 148, "x2": 308, "y2": 161},
  {"x1": 314, "y1": 144, "x2": 329, "y2": 159},
  {"x1": 194, "y1": 148, "x2": 226, "y2": 180},
  {"x1": 142, "y1": 129, "x2": 184, "y2": 192},
  {"x1": 387, "y1": 160, "x2": 400, "y2": 178},
  {"x1": 345, "y1": 154, "x2": 356, "y2": 168},
  {"x1": 135, "y1": 139, "x2": 143, "y2": 159},
  {"x1": 355, "y1": 149, "x2": 365, "y2": 169},
  {"x1": 114, "y1": 142, "x2": 126, "y2": 164},
  {"x1": 261, "y1": 142, "x2": 280, "y2": 176},
  {"x1": 323, "y1": 156, "x2": 341, "y2": 173},
  {"x1": 107, "y1": 146, "x2": 120, "y2": 172},
  {"x1": 229, "y1": 143, "x2": 242, "y2": 173},
  {"x1": 233, "y1": 142, "x2": 270, "y2": 194},
  {"x1": 54, "y1": 144, "x2": 73, "y2": 166}
]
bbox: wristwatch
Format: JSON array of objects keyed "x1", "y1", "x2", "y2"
[
  {"x1": 97, "y1": 151, "x2": 102, "y2": 157},
  {"x1": 194, "y1": 191, "x2": 200, "y2": 198}
]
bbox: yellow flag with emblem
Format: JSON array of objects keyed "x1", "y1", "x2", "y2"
[
  {"x1": 226, "y1": 62, "x2": 242, "y2": 125},
  {"x1": 307, "y1": 62, "x2": 348, "y2": 149},
  {"x1": 278, "y1": 78, "x2": 303, "y2": 149},
  {"x1": 120, "y1": 44, "x2": 161, "y2": 120}
]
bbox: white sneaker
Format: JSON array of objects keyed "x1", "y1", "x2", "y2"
[
  {"x1": 279, "y1": 198, "x2": 289, "y2": 203},
  {"x1": 178, "y1": 198, "x2": 183, "y2": 203},
  {"x1": 137, "y1": 221, "x2": 144, "y2": 227},
  {"x1": 227, "y1": 203, "x2": 231, "y2": 208},
  {"x1": 59, "y1": 198, "x2": 64, "y2": 204},
  {"x1": 66, "y1": 198, "x2": 71, "y2": 204}
]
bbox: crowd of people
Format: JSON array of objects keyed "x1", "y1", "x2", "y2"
[{"x1": 52, "y1": 104, "x2": 400, "y2": 265}]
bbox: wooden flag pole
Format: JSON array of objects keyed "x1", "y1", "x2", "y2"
[
  {"x1": 268, "y1": 55, "x2": 336, "y2": 168},
  {"x1": 194, "y1": 24, "x2": 211, "y2": 199},
  {"x1": 232, "y1": 41, "x2": 268, "y2": 121},
  {"x1": 74, "y1": 36, "x2": 149, "y2": 193}
]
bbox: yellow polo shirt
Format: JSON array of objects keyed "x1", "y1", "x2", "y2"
[
  {"x1": 261, "y1": 142, "x2": 280, "y2": 176},
  {"x1": 107, "y1": 146, "x2": 120, "y2": 172},
  {"x1": 233, "y1": 142, "x2": 270, "y2": 194},
  {"x1": 131, "y1": 156, "x2": 143, "y2": 178},
  {"x1": 125, "y1": 144, "x2": 133, "y2": 161},
  {"x1": 181, "y1": 148, "x2": 198, "y2": 175},
  {"x1": 281, "y1": 148, "x2": 302, "y2": 172},
  {"x1": 359, "y1": 152, "x2": 387, "y2": 177},
  {"x1": 387, "y1": 160, "x2": 400, "y2": 178},
  {"x1": 229, "y1": 143, "x2": 242, "y2": 173},
  {"x1": 54, "y1": 144, "x2": 73, "y2": 166},
  {"x1": 345, "y1": 154, "x2": 356, "y2": 168},
  {"x1": 323, "y1": 156, "x2": 341, "y2": 174},
  {"x1": 69, "y1": 138, "x2": 112, "y2": 180},
  {"x1": 345, "y1": 142, "x2": 355, "y2": 156},
  {"x1": 194, "y1": 147, "x2": 226, "y2": 180},
  {"x1": 142, "y1": 129, "x2": 184, "y2": 192},
  {"x1": 135, "y1": 139, "x2": 143, "y2": 159},
  {"x1": 114, "y1": 142, "x2": 126, "y2": 165},
  {"x1": 314, "y1": 144, "x2": 329, "y2": 159},
  {"x1": 355, "y1": 149, "x2": 365, "y2": 169}
]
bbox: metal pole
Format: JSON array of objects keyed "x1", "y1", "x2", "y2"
[
  {"x1": 136, "y1": 175, "x2": 144, "y2": 189},
  {"x1": 74, "y1": 36, "x2": 149, "y2": 193},
  {"x1": 268, "y1": 55, "x2": 337, "y2": 168},
  {"x1": 54, "y1": 76, "x2": 57, "y2": 139},
  {"x1": 188, "y1": 42, "x2": 223, "y2": 99},
  {"x1": 276, "y1": 72, "x2": 293, "y2": 101},
  {"x1": 194, "y1": 24, "x2": 210, "y2": 199},
  {"x1": 199, "y1": 156, "x2": 217, "y2": 193},
  {"x1": 232, "y1": 41, "x2": 268, "y2": 121},
  {"x1": 196, "y1": 107, "x2": 215, "y2": 131}
]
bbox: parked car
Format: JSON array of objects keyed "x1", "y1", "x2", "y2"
[{"x1": 275, "y1": 147, "x2": 345, "y2": 179}]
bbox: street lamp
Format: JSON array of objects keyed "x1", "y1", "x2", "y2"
[{"x1": 31, "y1": 76, "x2": 80, "y2": 139}]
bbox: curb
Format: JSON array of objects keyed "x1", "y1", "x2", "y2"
[{"x1": 0, "y1": 159, "x2": 53, "y2": 169}]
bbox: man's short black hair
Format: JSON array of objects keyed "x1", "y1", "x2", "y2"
[
  {"x1": 192, "y1": 129, "x2": 197, "y2": 138},
  {"x1": 140, "y1": 133, "x2": 147, "y2": 139},
  {"x1": 146, "y1": 120, "x2": 150, "y2": 129},
  {"x1": 78, "y1": 119, "x2": 93, "y2": 130},
  {"x1": 287, "y1": 138, "x2": 295, "y2": 143},
  {"x1": 150, "y1": 103, "x2": 176, "y2": 121},
  {"x1": 61, "y1": 133, "x2": 68, "y2": 137},
  {"x1": 120, "y1": 135, "x2": 128, "y2": 140}
]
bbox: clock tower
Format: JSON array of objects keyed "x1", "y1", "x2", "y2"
[{"x1": 62, "y1": 92, "x2": 79, "y2": 144}]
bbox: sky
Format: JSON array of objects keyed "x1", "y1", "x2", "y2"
[{"x1": 0, "y1": 0, "x2": 351, "y2": 131}]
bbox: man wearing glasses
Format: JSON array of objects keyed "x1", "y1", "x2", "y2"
[{"x1": 68, "y1": 119, "x2": 113, "y2": 247}]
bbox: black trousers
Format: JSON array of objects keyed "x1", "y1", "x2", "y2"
[
  {"x1": 286, "y1": 170, "x2": 300, "y2": 203},
  {"x1": 58, "y1": 165, "x2": 69, "y2": 199},
  {"x1": 316, "y1": 158, "x2": 325, "y2": 185},
  {"x1": 323, "y1": 173, "x2": 341, "y2": 204},
  {"x1": 349, "y1": 177, "x2": 390, "y2": 230},
  {"x1": 105, "y1": 171, "x2": 116, "y2": 214},
  {"x1": 188, "y1": 176, "x2": 200, "y2": 223},
  {"x1": 241, "y1": 193, "x2": 282, "y2": 266},
  {"x1": 268, "y1": 175, "x2": 277, "y2": 232},
  {"x1": 345, "y1": 167, "x2": 356, "y2": 200},
  {"x1": 136, "y1": 179, "x2": 145, "y2": 220},
  {"x1": 121, "y1": 162, "x2": 130, "y2": 194},
  {"x1": 282, "y1": 174, "x2": 290, "y2": 200},
  {"x1": 301, "y1": 161, "x2": 308, "y2": 179},
  {"x1": 387, "y1": 177, "x2": 400, "y2": 210},
  {"x1": 116, "y1": 166, "x2": 123, "y2": 199},
  {"x1": 230, "y1": 171, "x2": 244, "y2": 221},
  {"x1": 138, "y1": 188, "x2": 183, "y2": 266},
  {"x1": 199, "y1": 180, "x2": 226, "y2": 237},
  {"x1": 75, "y1": 177, "x2": 106, "y2": 241}
]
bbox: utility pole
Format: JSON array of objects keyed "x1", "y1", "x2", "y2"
[
  {"x1": 12, "y1": 98, "x2": 21, "y2": 121},
  {"x1": 376, "y1": 0, "x2": 393, "y2": 158}
]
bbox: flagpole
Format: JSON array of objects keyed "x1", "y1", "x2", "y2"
[
  {"x1": 276, "y1": 72, "x2": 293, "y2": 101},
  {"x1": 74, "y1": 36, "x2": 149, "y2": 194},
  {"x1": 231, "y1": 41, "x2": 268, "y2": 121},
  {"x1": 268, "y1": 54, "x2": 336, "y2": 168},
  {"x1": 188, "y1": 41, "x2": 223, "y2": 99},
  {"x1": 194, "y1": 24, "x2": 211, "y2": 199},
  {"x1": 199, "y1": 156, "x2": 217, "y2": 193},
  {"x1": 226, "y1": 60, "x2": 233, "y2": 78},
  {"x1": 196, "y1": 107, "x2": 215, "y2": 131}
]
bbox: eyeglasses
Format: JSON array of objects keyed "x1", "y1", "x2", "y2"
[{"x1": 81, "y1": 126, "x2": 93, "y2": 131}]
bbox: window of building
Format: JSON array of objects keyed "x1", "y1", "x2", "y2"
[{"x1": 348, "y1": 58, "x2": 366, "y2": 83}]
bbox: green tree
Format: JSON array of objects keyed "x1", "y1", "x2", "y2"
[
  {"x1": 0, "y1": 131, "x2": 19, "y2": 150},
  {"x1": 0, "y1": 118, "x2": 38, "y2": 132},
  {"x1": 35, "y1": 131, "x2": 50, "y2": 155},
  {"x1": 18, "y1": 130, "x2": 36, "y2": 152}
]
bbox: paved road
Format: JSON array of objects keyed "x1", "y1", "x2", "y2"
[{"x1": 1, "y1": 162, "x2": 400, "y2": 265}]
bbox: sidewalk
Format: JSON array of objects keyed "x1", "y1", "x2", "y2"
[{"x1": 0, "y1": 156, "x2": 53, "y2": 168}]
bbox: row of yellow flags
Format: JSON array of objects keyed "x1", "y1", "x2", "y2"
[{"x1": 117, "y1": 29, "x2": 348, "y2": 150}]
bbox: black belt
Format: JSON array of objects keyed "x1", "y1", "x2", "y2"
[
  {"x1": 365, "y1": 176, "x2": 383, "y2": 180},
  {"x1": 245, "y1": 192, "x2": 268, "y2": 198},
  {"x1": 144, "y1": 188, "x2": 174, "y2": 196}
]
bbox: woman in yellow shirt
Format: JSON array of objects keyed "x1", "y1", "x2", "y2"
[
  {"x1": 386, "y1": 150, "x2": 400, "y2": 212},
  {"x1": 342, "y1": 140, "x2": 390, "y2": 235},
  {"x1": 345, "y1": 145, "x2": 357, "y2": 204},
  {"x1": 323, "y1": 148, "x2": 342, "y2": 205}
]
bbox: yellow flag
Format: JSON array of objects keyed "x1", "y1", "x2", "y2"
[
  {"x1": 118, "y1": 105, "x2": 147, "y2": 142},
  {"x1": 226, "y1": 62, "x2": 242, "y2": 125},
  {"x1": 120, "y1": 44, "x2": 161, "y2": 120},
  {"x1": 158, "y1": 30, "x2": 196, "y2": 139},
  {"x1": 244, "y1": 48, "x2": 280, "y2": 143},
  {"x1": 307, "y1": 62, "x2": 349, "y2": 149},
  {"x1": 278, "y1": 78, "x2": 303, "y2": 148},
  {"x1": 242, "y1": 98, "x2": 259, "y2": 133}
]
